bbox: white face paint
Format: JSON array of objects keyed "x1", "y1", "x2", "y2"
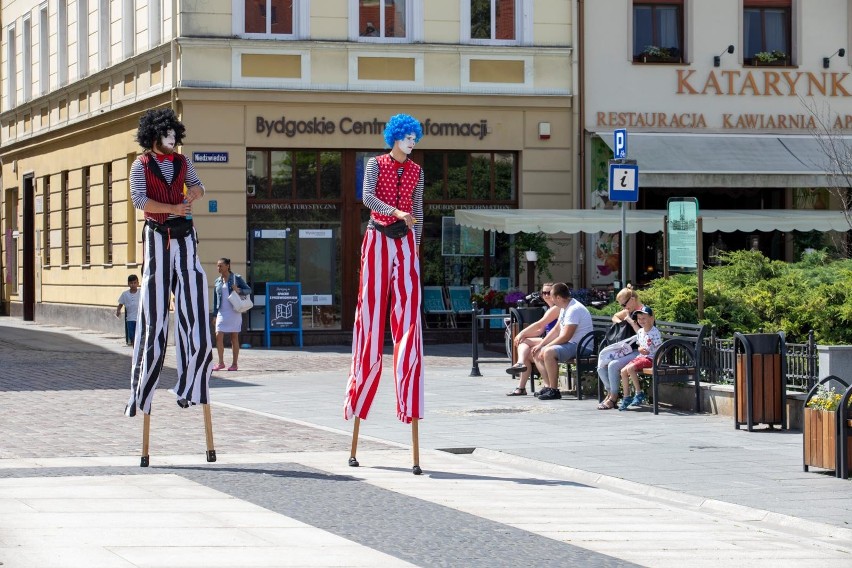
[
  {"x1": 159, "y1": 129, "x2": 176, "y2": 152},
  {"x1": 395, "y1": 133, "x2": 417, "y2": 155}
]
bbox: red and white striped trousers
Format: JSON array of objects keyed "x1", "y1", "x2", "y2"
[{"x1": 344, "y1": 228, "x2": 424, "y2": 423}]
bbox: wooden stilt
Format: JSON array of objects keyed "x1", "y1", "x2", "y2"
[
  {"x1": 140, "y1": 413, "x2": 150, "y2": 467},
  {"x1": 349, "y1": 417, "x2": 360, "y2": 467},
  {"x1": 203, "y1": 404, "x2": 216, "y2": 462},
  {"x1": 412, "y1": 418, "x2": 422, "y2": 475}
]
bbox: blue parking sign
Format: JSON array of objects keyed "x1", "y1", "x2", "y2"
[{"x1": 614, "y1": 129, "x2": 627, "y2": 159}]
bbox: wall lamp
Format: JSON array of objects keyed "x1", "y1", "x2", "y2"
[
  {"x1": 823, "y1": 48, "x2": 846, "y2": 69},
  {"x1": 713, "y1": 45, "x2": 735, "y2": 67}
]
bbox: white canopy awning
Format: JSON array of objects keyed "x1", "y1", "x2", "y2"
[
  {"x1": 595, "y1": 132, "x2": 848, "y2": 188},
  {"x1": 453, "y1": 208, "x2": 851, "y2": 235}
]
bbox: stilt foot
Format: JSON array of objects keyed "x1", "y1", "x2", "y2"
[
  {"x1": 348, "y1": 457, "x2": 359, "y2": 467},
  {"x1": 206, "y1": 450, "x2": 217, "y2": 462},
  {"x1": 140, "y1": 455, "x2": 149, "y2": 467},
  {"x1": 412, "y1": 465, "x2": 422, "y2": 475}
]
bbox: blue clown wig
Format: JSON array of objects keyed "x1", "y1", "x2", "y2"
[{"x1": 383, "y1": 114, "x2": 423, "y2": 148}]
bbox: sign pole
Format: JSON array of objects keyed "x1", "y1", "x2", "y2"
[
  {"x1": 697, "y1": 217, "x2": 704, "y2": 319},
  {"x1": 621, "y1": 202, "x2": 627, "y2": 286}
]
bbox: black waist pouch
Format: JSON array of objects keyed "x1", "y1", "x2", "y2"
[
  {"x1": 146, "y1": 218, "x2": 194, "y2": 239},
  {"x1": 374, "y1": 219, "x2": 410, "y2": 239}
]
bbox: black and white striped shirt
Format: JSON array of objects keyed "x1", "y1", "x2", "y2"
[{"x1": 130, "y1": 154, "x2": 203, "y2": 220}]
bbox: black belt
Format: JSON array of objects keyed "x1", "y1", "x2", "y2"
[{"x1": 145, "y1": 218, "x2": 194, "y2": 239}]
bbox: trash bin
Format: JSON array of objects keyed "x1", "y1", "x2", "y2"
[{"x1": 733, "y1": 332, "x2": 787, "y2": 431}]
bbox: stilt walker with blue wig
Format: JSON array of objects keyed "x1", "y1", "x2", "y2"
[
  {"x1": 124, "y1": 108, "x2": 216, "y2": 467},
  {"x1": 344, "y1": 114, "x2": 426, "y2": 475}
]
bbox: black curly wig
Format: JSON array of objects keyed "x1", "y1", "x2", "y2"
[{"x1": 135, "y1": 108, "x2": 186, "y2": 150}]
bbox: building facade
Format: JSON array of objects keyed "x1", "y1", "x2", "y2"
[
  {"x1": 582, "y1": 0, "x2": 852, "y2": 286},
  {"x1": 0, "y1": 0, "x2": 576, "y2": 336}
]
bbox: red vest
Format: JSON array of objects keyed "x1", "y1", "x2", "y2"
[
  {"x1": 371, "y1": 154, "x2": 421, "y2": 226},
  {"x1": 140, "y1": 153, "x2": 188, "y2": 224}
]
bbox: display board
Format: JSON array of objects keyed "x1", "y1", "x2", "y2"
[{"x1": 265, "y1": 282, "x2": 303, "y2": 348}]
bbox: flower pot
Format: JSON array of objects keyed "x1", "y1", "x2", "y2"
[{"x1": 803, "y1": 407, "x2": 852, "y2": 472}]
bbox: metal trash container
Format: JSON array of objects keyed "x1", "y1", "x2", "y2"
[{"x1": 734, "y1": 332, "x2": 787, "y2": 431}]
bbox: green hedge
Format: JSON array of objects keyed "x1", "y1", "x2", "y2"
[{"x1": 614, "y1": 250, "x2": 852, "y2": 345}]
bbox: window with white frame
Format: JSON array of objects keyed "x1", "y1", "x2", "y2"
[
  {"x1": 6, "y1": 25, "x2": 16, "y2": 108},
  {"x1": 39, "y1": 5, "x2": 48, "y2": 95},
  {"x1": 78, "y1": 0, "x2": 89, "y2": 77},
  {"x1": 462, "y1": 0, "x2": 530, "y2": 45},
  {"x1": 57, "y1": 0, "x2": 68, "y2": 86},
  {"x1": 22, "y1": 17, "x2": 31, "y2": 102},
  {"x1": 357, "y1": 0, "x2": 408, "y2": 39},
  {"x1": 237, "y1": 0, "x2": 305, "y2": 37},
  {"x1": 99, "y1": 0, "x2": 109, "y2": 69}
]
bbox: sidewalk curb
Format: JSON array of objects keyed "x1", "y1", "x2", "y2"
[{"x1": 470, "y1": 447, "x2": 852, "y2": 546}]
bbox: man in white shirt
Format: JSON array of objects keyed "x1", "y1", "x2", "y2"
[
  {"x1": 115, "y1": 274, "x2": 140, "y2": 346},
  {"x1": 530, "y1": 282, "x2": 594, "y2": 400}
]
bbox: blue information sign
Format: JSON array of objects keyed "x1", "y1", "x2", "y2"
[
  {"x1": 608, "y1": 161, "x2": 639, "y2": 203},
  {"x1": 265, "y1": 282, "x2": 303, "y2": 348}
]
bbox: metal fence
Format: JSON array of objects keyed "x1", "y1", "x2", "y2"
[{"x1": 702, "y1": 329, "x2": 817, "y2": 392}]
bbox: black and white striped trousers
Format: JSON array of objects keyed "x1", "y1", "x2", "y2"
[{"x1": 125, "y1": 222, "x2": 213, "y2": 416}]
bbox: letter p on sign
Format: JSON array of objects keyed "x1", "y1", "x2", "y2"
[{"x1": 614, "y1": 129, "x2": 627, "y2": 159}]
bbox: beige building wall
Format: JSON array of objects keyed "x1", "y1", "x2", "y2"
[{"x1": 1, "y1": 0, "x2": 575, "y2": 327}]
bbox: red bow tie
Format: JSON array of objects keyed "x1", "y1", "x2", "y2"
[{"x1": 154, "y1": 153, "x2": 174, "y2": 162}]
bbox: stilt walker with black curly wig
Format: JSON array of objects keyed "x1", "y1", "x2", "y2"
[
  {"x1": 124, "y1": 108, "x2": 216, "y2": 467},
  {"x1": 344, "y1": 114, "x2": 425, "y2": 475}
]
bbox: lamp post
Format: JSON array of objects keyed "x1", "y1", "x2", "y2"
[{"x1": 525, "y1": 250, "x2": 538, "y2": 295}]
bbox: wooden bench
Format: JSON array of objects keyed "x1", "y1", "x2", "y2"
[{"x1": 638, "y1": 321, "x2": 709, "y2": 415}]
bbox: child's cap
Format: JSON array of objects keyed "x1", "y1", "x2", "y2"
[{"x1": 632, "y1": 306, "x2": 654, "y2": 318}]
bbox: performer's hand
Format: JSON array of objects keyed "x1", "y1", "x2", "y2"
[
  {"x1": 174, "y1": 201, "x2": 192, "y2": 216},
  {"x1": 394, "y1": 209, "x2": 416, "y2": 228},
  {"x1": 185, "y1": 185, "x2": 205, "y2": 204}
]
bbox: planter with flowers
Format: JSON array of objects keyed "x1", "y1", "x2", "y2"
[
  {"x1": 751, "y1": 50, "x2": 788, "y2": 67},
  {"x1": 803, "y1": 377, "x2": 852, "y2": 474},
  {"x1": 637, "y1": 45, "x2": 682, "y2": 64},
  {"x1": 471, "y1": 288, "x2": 508, "y2": 329}
]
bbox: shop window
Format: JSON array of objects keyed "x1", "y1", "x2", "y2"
[
  {"x1": 743, "y1": 1, "x2": 792, "y2": 66},
  {"x1": 633, "y1": 0, "x2": 683, "y2": 63},
  {"x1": 422, "y1": 151, "x2": 517, "y2": 202},
  {"x1": 462, "y1": 0, "x2": 530, "y2": 45},
  {"x1": 239, "y1": 0, "x2": 302, "y2": 37},
  {"x1": 248, "y1": 150, "x2": 342, "y2": 201},
  {"x1": 356, "y1": 0, "x2": 410, "y2": 40}
]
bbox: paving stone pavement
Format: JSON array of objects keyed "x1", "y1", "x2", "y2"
[{"x1": 1, "y1": 317, "x2": 851, "y2": 567}]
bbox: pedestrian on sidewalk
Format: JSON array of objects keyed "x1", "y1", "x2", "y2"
[
  {"x1": 212, "y1": 257, "x2": 251, "y2": 372},
  {"x1": 115, "y1": 274, "x2": 140, "y2": 346},
  {"x1": 124, "y1": 108, "x2": 213, "y2": 417},
  {"x1": 344, "y1": 113, "x2": 425, "y2": 424}
]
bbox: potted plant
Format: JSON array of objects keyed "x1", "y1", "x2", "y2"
[
  {"x1": 803, "y1": 382, "x2": 852, "y2": 473},
  {"x1": 752, "y1": 50, "x2": 788, "y2": 66},
  {"x1": 638, "y1": 45, "x2": 681, "y2": 63}
]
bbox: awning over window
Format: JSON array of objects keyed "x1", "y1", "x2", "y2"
[
  {"x1": 596, "y1": 132, "x2": 847, "y2": 188},
  {"x1": 453, "y1": 208, "x2": 850, "y2": 235}
]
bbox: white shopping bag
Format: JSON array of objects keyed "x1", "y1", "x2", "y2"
[{"x1": 597, "y1": 335, "x2": 638, "y2": 370}]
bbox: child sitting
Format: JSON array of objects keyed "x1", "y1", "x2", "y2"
[{"x1": 618, "y1": 306, "x2": 662, "y2": 411}]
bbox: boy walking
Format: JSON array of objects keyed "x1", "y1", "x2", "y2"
[
  {"x1": 619, "y1": 305, "x2": 663, "y2": 410},
  {"x1": 116, "y1": 275, "x2": 140, "y2": 346}
]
